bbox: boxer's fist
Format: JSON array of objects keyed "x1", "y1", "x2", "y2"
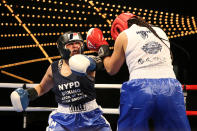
[
  {"x1": 10, "y1": 88, "x2": 29, "y2": 112},
  {"x1": 86, "y1": 28, "x2": 109, "y2": 51},
  {"x1": 98, "y1": 45, "x2": 111, "y2": 60},
  {"x1": 69, "y1": 54, "x2": 96, "y2": 75},
  {"x1": 88, "y1": 55, "x2": 105, "y2": 71}
]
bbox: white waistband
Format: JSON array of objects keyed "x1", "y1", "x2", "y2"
[
  {"x1": 57, "y1": 99, "x2": 99, "y2": 114},
  {"x1": 129, "y1": 68, "x2": 176, "y2": 80}
]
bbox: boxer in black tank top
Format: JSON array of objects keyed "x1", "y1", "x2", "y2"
[
  {"x1": 51, "y1": 59, "x2": 96, "y2": 105},
  {"x1": 10, "y1": 31, "x2": 111, "y2": 131}
]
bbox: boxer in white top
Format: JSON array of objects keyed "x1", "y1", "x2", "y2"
[{"x1": 86, "y1": 13, "x2": 191, "y2": 131}]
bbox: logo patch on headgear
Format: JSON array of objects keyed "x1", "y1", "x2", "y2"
[{"x1": 68, "y1": 33, "x2": 80, "y2": 41}]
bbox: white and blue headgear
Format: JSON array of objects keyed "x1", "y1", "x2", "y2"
[{"x1": 57, "y1": 31, "x2": 84, "y2": 60}]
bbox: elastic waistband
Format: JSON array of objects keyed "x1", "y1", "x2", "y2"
[
  {"x1": 129, "y1": 68, "x2": 176, "y2": 80},
  {"x1": 57, "y1": 99, "x2": 99, "y2": 114}
]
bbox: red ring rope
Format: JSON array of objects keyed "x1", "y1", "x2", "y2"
[
  {"x1": 183, "y1": 85, "x2": 197, "y2": 90},
  {"x1": 183, "y1": 85, "x2": 197, "y2": 116},
  {"x1": 186, "y1": 111, "x2": 197, "y2": 116}
]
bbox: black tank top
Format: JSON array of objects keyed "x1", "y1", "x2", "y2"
[{"x1": 51, "y1": 60, "x2": 96, "y2": 105}]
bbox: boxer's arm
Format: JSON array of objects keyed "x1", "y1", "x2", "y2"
[
  {"x1": 87, "y1": 71, "x2": 96, "y2": 79},
  {"x1": 103, "y1": 32, "x2": 127, "y2": 75},
  {"x1": 10, "y1": 65, "x2": 54, "y2": 112},
  {"x1": 35, "y1": 65, "x2": 54, "y2": 96},
  {"x1": 86, "y1": 27, "x2": 126, "y2": 75}
]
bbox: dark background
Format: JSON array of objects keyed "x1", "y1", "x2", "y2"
[{"x1": 0, "y1": 0, "x2": 197, "y2": 130}]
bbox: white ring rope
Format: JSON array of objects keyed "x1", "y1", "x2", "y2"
[
  {"x1": 0, "y1": 83, "x2": 120, "y2": 114},
  {"x1": 0, "y1": 83, "x2": 122, "y2": 89},
  {"x1": 0, "y1": 83, "x2": 187, "y2": 114},
  {"x1": 0, "y1": 83, "x2": 25, "y2": 88}
]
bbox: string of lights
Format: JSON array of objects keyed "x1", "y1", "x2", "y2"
[
  {"x1": 0, "y1": 42, "x2": 57, "y2": 50},
  {"x1": 0, "y1": 56, "x2": 60, "y2": 69},
  {"x1": 1, "y1": 70, "x2": 34, "y2": 83},
  {"x1": 0, "y1": 31, "x2": 112, "y2": 38},
  {"x1": 2, "y1": 0, "x2": 53, "y2": 64},
  {"x1": 0, "y1": 22, "x2": 109, "y2": 28},
  {"x1": 0, "y1": 0, "x2": 196, "y2": 83},
  {"x1": 0, "y1": 12, "x2": 88, "y2": 21},
  {"x1": 0, "y1": 2, "x2": 196, "y2": 39}
]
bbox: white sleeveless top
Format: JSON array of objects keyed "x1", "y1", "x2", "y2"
[{"x1": 124, "y1": 24, "x2": 176, "y2": 80}]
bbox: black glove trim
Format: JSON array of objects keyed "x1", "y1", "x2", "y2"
[
  {"x1": 98, "y1": 45, "x2": 111, "y2": 60},
  {"x1": 26, "y1": 88, "x2": 38, "y2": 101},
  {"x1": 94, "y1": 56, "x2": 105, "y2": 71},
  {"x1": 88, "y1": 55, "x2": 105, "y2": 71}
]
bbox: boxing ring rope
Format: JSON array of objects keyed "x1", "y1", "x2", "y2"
[{"x1": 0, "y1": 83, "x2": 197, "y2": 116}]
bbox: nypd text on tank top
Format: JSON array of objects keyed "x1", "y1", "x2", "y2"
[{"x1": 58, "y1": 81, "x2": 87, "y2": 103}]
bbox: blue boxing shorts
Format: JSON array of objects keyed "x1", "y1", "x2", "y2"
[
  {"x1": 117, "y1": 78, "x2": 191, "y2": 131},
  {"x1": 46, "y1": 100, "x2": 111, "y2": 131}
]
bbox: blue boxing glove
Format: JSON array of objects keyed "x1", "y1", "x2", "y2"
[
  {"x1": 10, "y1": 88, "x2": 29, "y2": 112},
  {"x1": 10, "y1": 88, "x2": 38, "y2": 112},
  {"x1": 69, "y1": 54, "x2": 96, "y2": 76}
]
